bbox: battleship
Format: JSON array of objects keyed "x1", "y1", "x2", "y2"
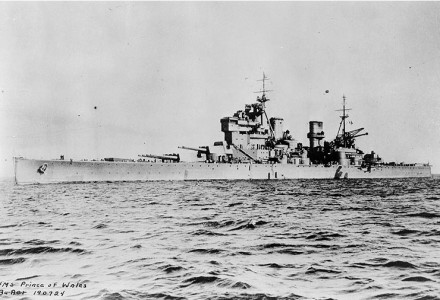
[{"x1": 14, "y1": 74, "x2": 431, "y2": 184}]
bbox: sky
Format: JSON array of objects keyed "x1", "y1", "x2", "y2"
[{"x1": 1, "y1": 2, "x2": 440, "y2": 177}]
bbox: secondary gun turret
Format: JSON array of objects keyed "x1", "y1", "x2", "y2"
[{"x1": 138, "y1": 154, "x2": 180, "y2": 163}]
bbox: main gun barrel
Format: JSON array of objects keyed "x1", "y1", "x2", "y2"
[{"x1": 178, "y1": 146, "x2": 209, "y2": 153}]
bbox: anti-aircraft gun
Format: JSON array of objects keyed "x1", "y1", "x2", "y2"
[{"x1": 138, "y1": 153, "x2": 180, "y2": 163}]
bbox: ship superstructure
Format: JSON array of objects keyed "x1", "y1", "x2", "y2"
[
  {"x1": 181, "y1": 74, "x2": 304, "y2": 165},
  {"x1": 14, "y1": 74, "x2": 432, "y2": 184},
  {"x1": 179, "y1": 74, "x2": 380, "y2": 170}
]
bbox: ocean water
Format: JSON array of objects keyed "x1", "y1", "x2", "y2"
[{"x1": 0, "y1": 178, "x2": 439, "y2": 300}]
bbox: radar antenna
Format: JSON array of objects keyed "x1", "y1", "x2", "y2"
[{"x1": 254, "y1": 72, "x2": 273, "y2": 104}]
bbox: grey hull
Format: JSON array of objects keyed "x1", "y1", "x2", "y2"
[{"x1": 14, "y1": 158, "x2": 432, "y2": 185}]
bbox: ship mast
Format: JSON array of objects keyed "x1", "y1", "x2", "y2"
[
  {"x1": 255, "y1": 72, "x2": 274, "y2": 138},
  {"x1": 256, "y1": 72, "x2": 271, "y2": 106},
  {"x1": 343, "y1": 95, "x2": 347, "y2": 147},
  {"x1": 336, "y1": 95, "x2": 351, "y2": 148}
]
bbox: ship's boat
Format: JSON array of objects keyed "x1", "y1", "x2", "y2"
[{"x1": 14, "y1": 74, "x2": 432, "y2": 184}]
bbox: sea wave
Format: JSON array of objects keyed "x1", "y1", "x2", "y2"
[{"x1": 0, "y1": 178, "x2": 439, "y2": 299}]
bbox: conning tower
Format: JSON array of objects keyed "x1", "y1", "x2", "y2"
[
  {"x1": 220, "y1": 73, "x2": 273, "y2": 150},
  {"x1": 219, "y1": 73, "x2": 299, "y2": 164}
]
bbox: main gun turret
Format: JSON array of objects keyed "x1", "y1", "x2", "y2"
[{"x1": 178, "y1": 146, "x2": 211, "y2": 160}]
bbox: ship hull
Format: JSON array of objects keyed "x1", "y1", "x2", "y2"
[{"x1": 14, "y1": 157, "x2": 432, "y2": 185}]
